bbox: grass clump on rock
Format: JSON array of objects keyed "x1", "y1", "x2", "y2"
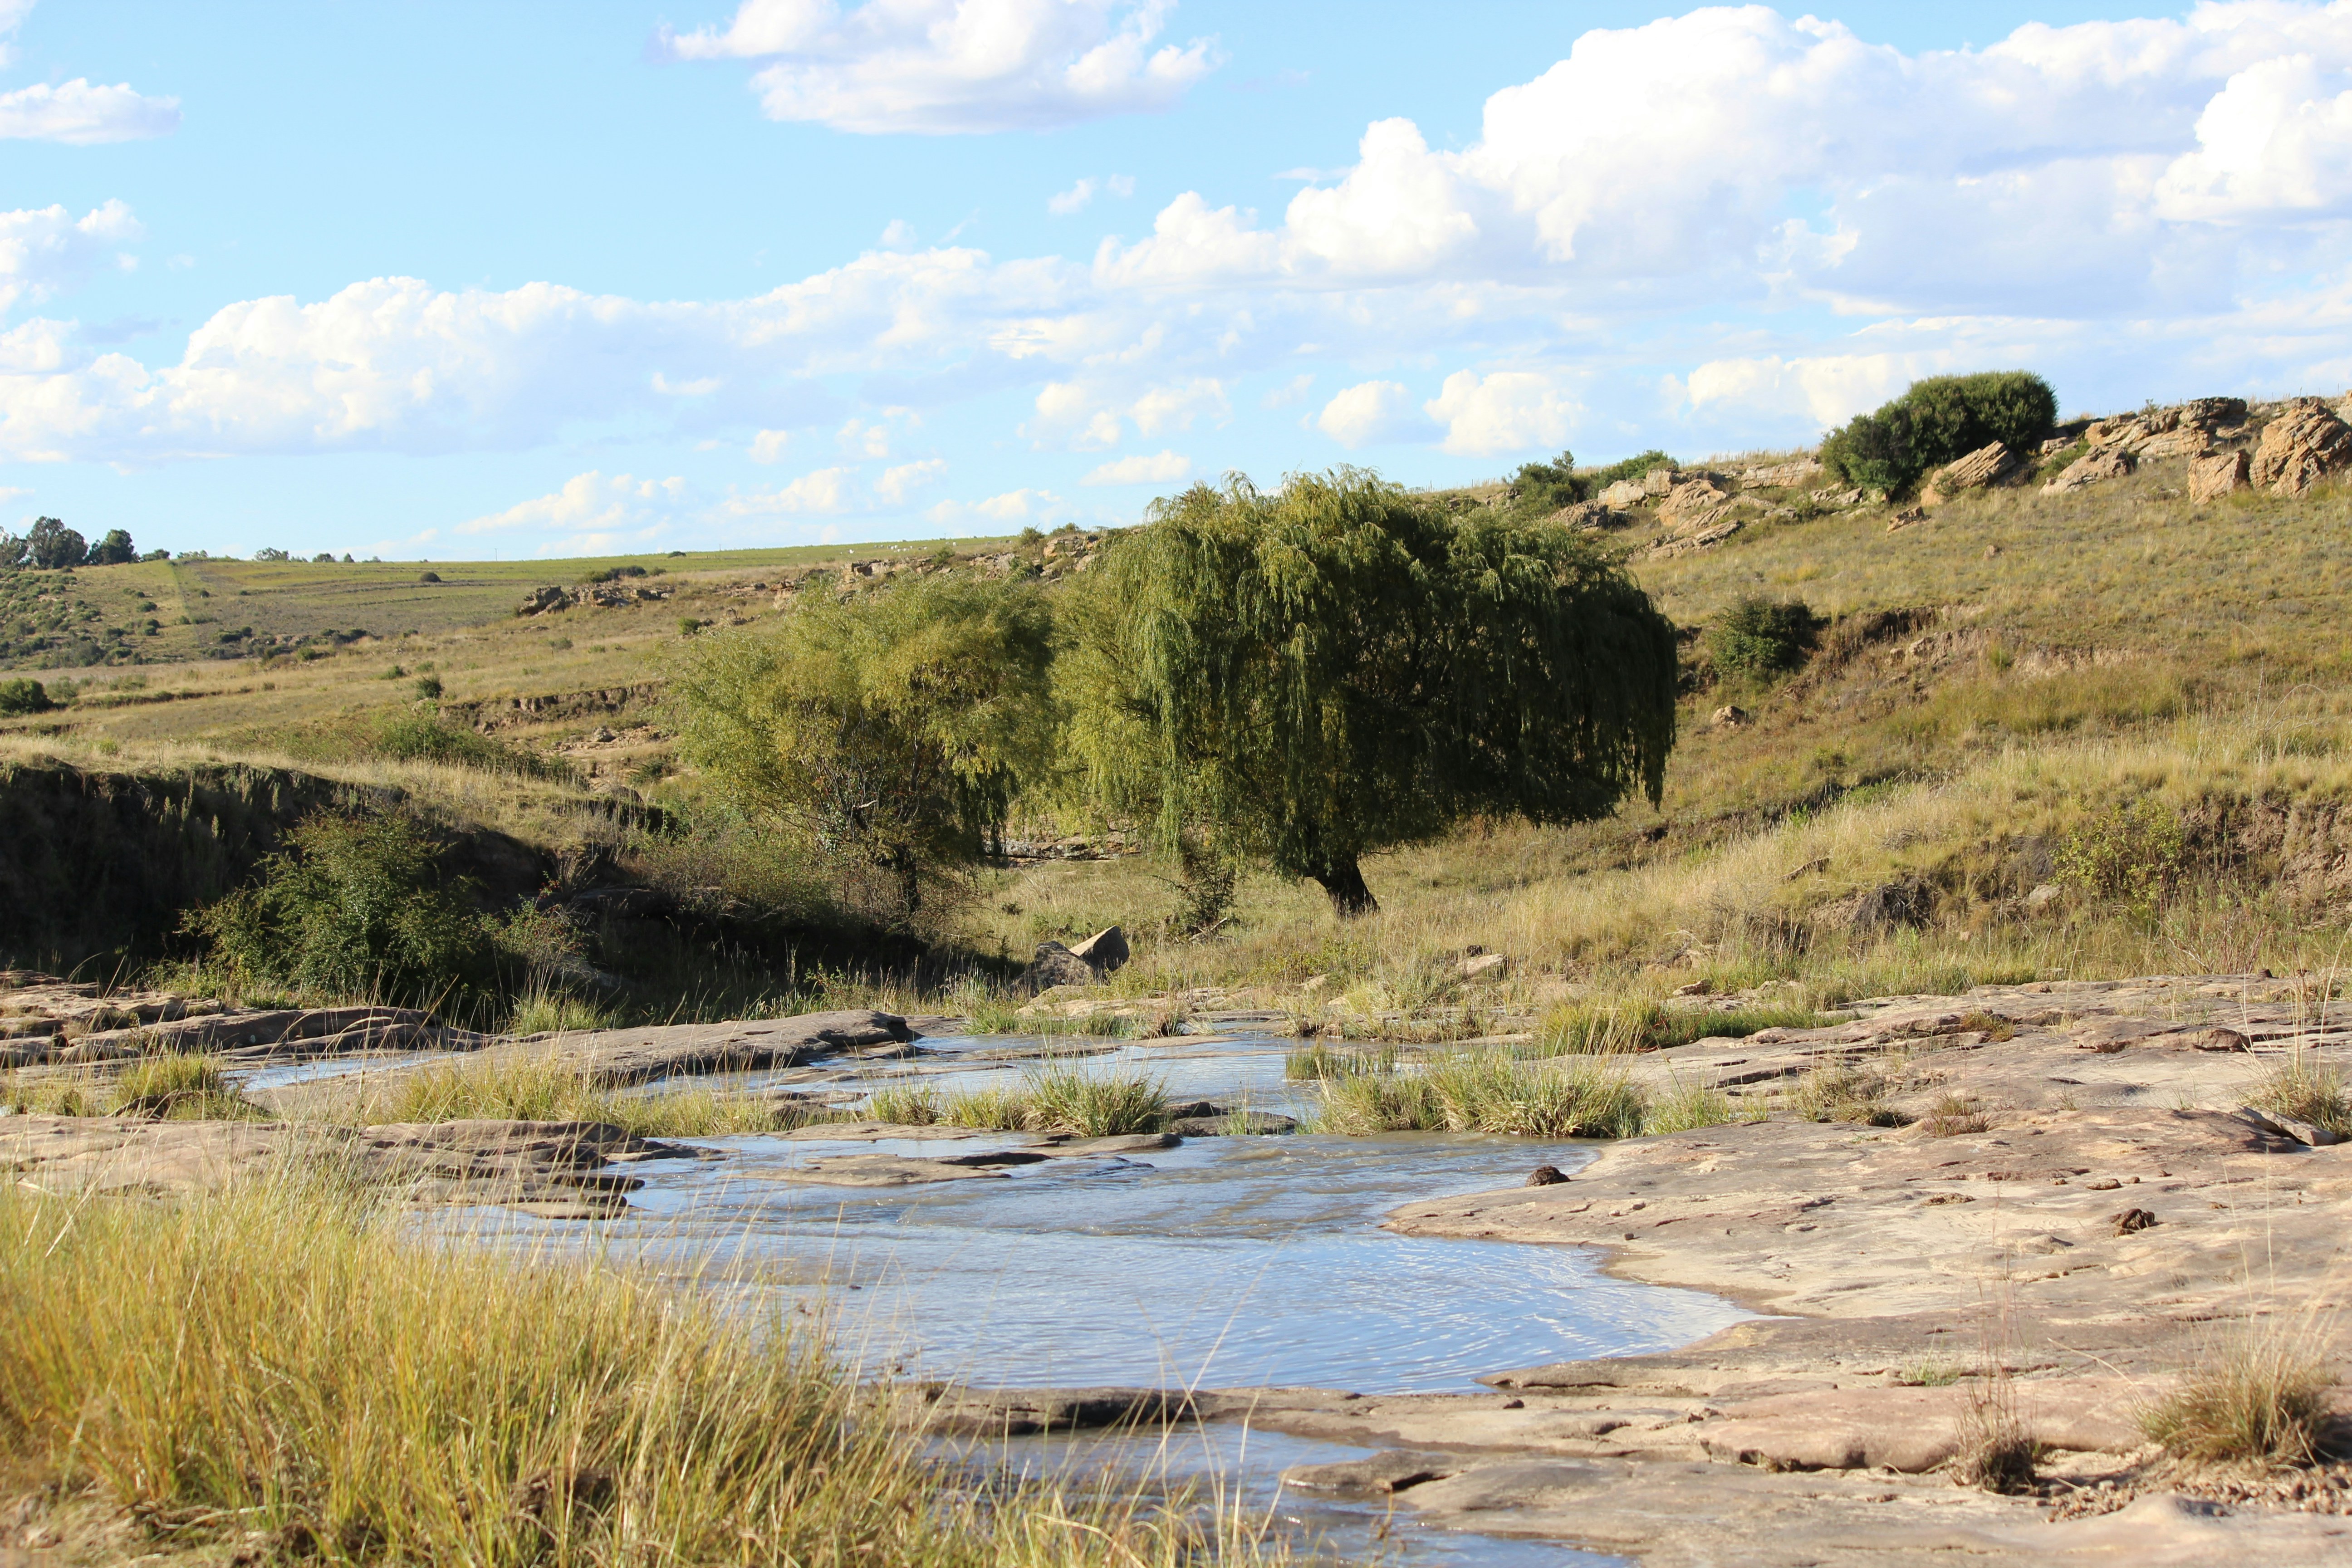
[
  {"x1": 1024, "y1": 1064, "x2": 1169, "y2": 1135},
  {"x1": 352, "y1": 1053, "x2": 810, "y2": 1137},
  {"x1": 3, "y1": 1052, "x2": 259, "y2": 1121},
  {"x1": 0, "y1": 1176, "x2": 1280, "y2": 1568},
  {"x1": 2249, "y1": 1049, "x2": 2352, "y2": 1138},
  {"x1": 1310, "y1": 1050, "x2": 1643, "y2": 1138},
  {"x1": 2142, "y1": 1334, "x2": 2336, "y2": 1466}
]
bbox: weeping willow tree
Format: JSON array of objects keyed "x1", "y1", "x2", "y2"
[
  {"x1": 1064, "y1": 469, "x2": 1680, "y2": 916},
  {"x1": 671, "y1": 574, "x2": 1059, "y2": 922}
]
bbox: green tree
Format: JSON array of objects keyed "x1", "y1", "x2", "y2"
[
  {"x1": 1064, "y1": 469, "x2": 1680, "y2": 917},
  {"x1": 1820, "y1": 372, "x2": 2058, "y2": 495},
  {"x1": 1708, "y1": 595, "x2": 1818, "y2": 681},
  {"x1": 25, "y1": 518, "x2": 85, "y2": 570},
  {"x1": 88, "y1": 529, "x2": 136, "y2": 566},
  {"x1": 672, "y1": 573, "x2": 1059, "y2": 921}
]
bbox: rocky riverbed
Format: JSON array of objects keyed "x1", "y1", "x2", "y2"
[{"x1": 10, "y1": 971, "x2": 2352, "y2": 1563}]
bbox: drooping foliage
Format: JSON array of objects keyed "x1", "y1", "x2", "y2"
[
  {"x1": 1064, "y1": 469, "x2": 1681, "y2": 916},
  {"x1": 1820, "y1": 372, "x2": 2058, "y2": 495},
  {"x1": 672, "y1": 573, "x2": 1059, "y2": 922}
]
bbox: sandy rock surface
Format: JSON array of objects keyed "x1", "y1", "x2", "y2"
[{"x1": 0, "y1": 1114, "x2": 702, "y2": 1215}]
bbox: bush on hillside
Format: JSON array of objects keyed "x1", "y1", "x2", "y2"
[
  {"x1": 0, "y1": 678, "x2": 53, "y2": 716},
  {"x1": 188, "y1": 811, "x2": 505, "y2": 1002},
  {"x1": 88, "y1": 529, "x2": 136, "y2": 566},
  {"x1": 1505, "y1": 451, "x2": 1586, "y2": 516},
  {"x1": 1708, "y1": 596, "x2": 1819, "y2": 681},
  {"x1": 371, "y1": 713, "x2": 572, "y2": 780},
  {"x1": 25, "y1": 518, "x2": 86, "y2": 571},
  {"x1": 1583, "y1": 449, "x2": 1678, "y2": 492},
  {"x1": 1821, "y1": 372, "x2": 2058, "y2": 496}
]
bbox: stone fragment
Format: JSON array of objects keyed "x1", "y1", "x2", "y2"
[
  {"x1": 1459, "y1": 952, "x2": 1509, "y2": 982},
  {"x1": 2042, "y1": 446, "x2": 2136, "y2": 494},
  {"x1": 1658, "y1": 479, "x2": 1729, "y2": 528},
  {"x1": 1282, "y1": 1450, "x2": 1462, "y2": 1495},
  {"x1": 1710, "y1": 705, "x2": 1750, "y2": 727},
  {"x1": 2111, "y1": 1207, "x2": 2158, "y2": 1235},
  {"x1": 1525, "y1": 1165, "x2": 1568, "y2": 1187},
  {"x1": 1642, "y1": 466, "x2": 1679, "y2": 496},
  {"x1": 2188, "y1": 449, "x2": 2249, "y2": 503},
  {"x1": 2249, "y1": 401, "x2": 2352, "y2": 496},
  {"x1": 1736, "y1": 458, "x2": 1825, "y2": 489},
  {"x1": 2187, "y1": 1026, "x2": 2249, "y2": 1052},
  {"x1": 1920, "y1": 441, "x2": 2018, "y2": 503},
  {"x1": 1553, "y1": 500, "x2": 1624, "y2": 529},
  {"x1": 1597, "y1": 478, "x2": 1649, "y2": 508}
]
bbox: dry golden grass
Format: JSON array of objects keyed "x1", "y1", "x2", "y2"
[{"x1": 0, "y1": 1174, "x2": 1288, "y2": 1567}]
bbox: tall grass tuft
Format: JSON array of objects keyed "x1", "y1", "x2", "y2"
[
  {"x1": 2250, "y1": 1049, "x2": 2352, "y2": 1138},
  {"x1": 350, "y1": 1052, "x2": 800, "y2": 1137},
  {"x1": 1641, "y1": 1074, "x2": 1740, "y2": 1135},
  {"x1": 1535, "y1": 998, "x2": 1828, "y2": 1055},
  {"x1": 1314, "y1": 1051, "x2": 1643, "y2": 1138},
  {"x1": 0, "y1": 1176, "x2": 1284, "y2": 1567},
  {"x1": 867, "y1": 1083, "x2": 943, "y2": 1125},
  {"x1": 1022, "y1": 1064, "x2": 1168, "y2": 1136},
  {"x1": 937, "y1": 1085, "x2": 1033, "y2": 1131},
  {"x1": 2142, "y1": 1333, "x2": 2336, "y2": 1466},
  {"x1": 4, "y1": 1053, "x2": 258, "y2": 1121}
]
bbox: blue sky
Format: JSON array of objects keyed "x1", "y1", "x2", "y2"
[{"x1": 4, "y1": 0, "x2": 2350, "y2": 560}]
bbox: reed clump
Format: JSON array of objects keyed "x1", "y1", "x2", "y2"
[
  {"x1": 2249, "y1": 1049, "x2": 2352, "y2": 1138},
  {"x1": 0, "y1": 1176, "x2": 1284, "y2": 1567},
  {"x1": 867, "y1": 1069, "x2": 1169, "y2": 1135},
  {"x1": 1309, "y1": 1049, "x2": 1643, "y2": 1138},
  {"x1": 350, "y1": 1053, "x2": 808, "y2": 1136},
  {"x1": 3, "y1": 1052, "x2": 259, "y2": 1121}
]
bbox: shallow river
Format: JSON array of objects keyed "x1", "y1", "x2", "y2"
[{"x1": 442, "y1": 1030, "x2": 1754, "y2": 1564}]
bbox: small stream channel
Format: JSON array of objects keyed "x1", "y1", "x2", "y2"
[{"x1": 405, "y1": 1029, "x2": 1756, "y2": 1564}]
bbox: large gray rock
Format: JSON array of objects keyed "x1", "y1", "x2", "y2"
[
  {"x1": 1068, "y1": 925, "x2": 1129, "y2": 973},
  {"x1": 1018, "y1": 926, "x2": 1129, "y2": 991}
]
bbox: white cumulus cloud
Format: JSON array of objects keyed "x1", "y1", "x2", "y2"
[
  {"x1": 1424, "y1": 371, "x2": 1578, "y2": 458},
  {"x1": 0, "y1": 78, "x2": 178, "y2": 143},
  {"x1": 1314, "y1": 380, "x2": 1428, "y2": 448},
  {"x1": 659, "y1": 0, "x2": 1218, "y2": 134},
  {"x1": 457, "y1": 471, "x2": 691, "y2": 553},
  {"x1": 1082, "y1": 448, "x2": 1189, "y2": 485},
  {"x1": 877, "y1": 457, "x2": 946, "y2": 501},
  {"x1": 0, "y1": 200, "x2": 140, "y2": 314},
  {"x1": 727, "y1": 465, "x2": 855, "y2": 515}
]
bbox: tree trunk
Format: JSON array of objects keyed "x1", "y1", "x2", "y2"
[{"x1": 1311, "y1": 856, "x2": 1379, "y2": 918}]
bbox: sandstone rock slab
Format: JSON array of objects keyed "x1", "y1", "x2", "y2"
[{"x1": 2251, "y1": 400, "x2": 2352, "y2": 496}]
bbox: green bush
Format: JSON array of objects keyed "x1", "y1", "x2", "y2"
[
  {"x1": 0, "y1": 678, "x2": 53, "y2": 716},
  {"x1": 1582, "y1": 449, "x2": 1677, "y2": 492},
  {"x1": 1707, "y1": 596, "x2": 1818, "y2": 681},
  {"x1": 1820, "y1": 372, "x2": 2058, "y2": 495},
  {"x1": 2058, "y1": 797, "x2": 2189, "y2": 914},
  {"x1": 187, "y1": 812, "x2": 505, "y2": 1003}
]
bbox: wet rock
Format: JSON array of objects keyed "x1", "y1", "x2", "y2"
[
  {"x1": 1282, "y1": 1450, "x2": 1462, "y2": 1495},
  {"x1": 1525, "y1": 1165, "x2": 1568, "y2": 1186},
  {"x1": 914, "y1": 1386, "x2": 1204, "y2": 1437},
  {"x1": 473, "y1": 1010, "x2": 911, "y2": 1087},
  {"x1": 745, "y1": 1153, "x2": 1024, "y2": 1186}
]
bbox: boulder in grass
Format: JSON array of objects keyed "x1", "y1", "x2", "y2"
[
  {"x1": 2042, "y1": 446, "x2": 2135, "y2": 495},
  {"x1": 1018, "y1": 925, "x2": 1130, "y2": 992},
  {"x1": 1920, "y1": 441, "x2": 2018, "y2": 504},
  {"x1": 1598, "y1": 478, "x2": 1650, "y2": 508},
  {"x1": 2189, "y1": 449, "x2": 2250, "y2": 504},
  {"x1": 2249, "y1": 401, "x2": 2352, "y2": 497}
]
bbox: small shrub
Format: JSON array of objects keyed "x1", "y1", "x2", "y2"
[
  {"x1": 1919, "y1": 1092, "x2": 1991, "y2": 1137},
  {"x1": 2058, "y1": 797, "x2": 2189, "y2": 914},
  {"x1": 372, "y1": 714, "x2": 571, "y2": 780},
  {"x1": 2143, "y1": 1338, "x2": 2334, "y2": 1465},
  {"x1": 0, "y1": 677, "x2": 53, "y2": 716},
  {"x1": 413, "y1": 674, "x2": 443, "y2": 700},
  {"x1": 1708, "y1": 596, "x2": 1818, "y2": 682},
  {"x1": 110, "y1": 1053, "x2": 256, "y2": 1120},
  {"x1": 187, "y1": 811, "x2": 502, "y2": 1004}
]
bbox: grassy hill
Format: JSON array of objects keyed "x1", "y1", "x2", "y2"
[{"x1": 5, "y1": 423, "x2": 2351, "y2": 1025}]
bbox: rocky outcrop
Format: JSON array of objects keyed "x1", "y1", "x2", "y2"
[
  {"x1": 1551, "y1": 499, "x2": 1625, "y2": 529},
  {"x1": 1919, "y1": 441, "x2": 2018, "y2": 503},
  {"x1": 2041, "y1": 444, "x2": 2136, "y2": 494},
  {"x1": 2249, "y1": 400, "x2": 2352, "y2": 496},
  {"x1": 1597, "y1": 478, "x2": 1649, "y2": 508},
  {"x1": 1735, "y1": 457, "x2": 1824, "y2": 489},
  {"x1": 1656, "y1": 478, "x2": 1729, "y2": 527},
  {"x1": 2084, "y1": 397, "x2": 2247, "y2": 461},
  {"x1": 2188, "y1": 448, "x2": 2249, "y2": 502},
  {"x1": 517, "y1": 585, "x2": 573, "y2": 616}
]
